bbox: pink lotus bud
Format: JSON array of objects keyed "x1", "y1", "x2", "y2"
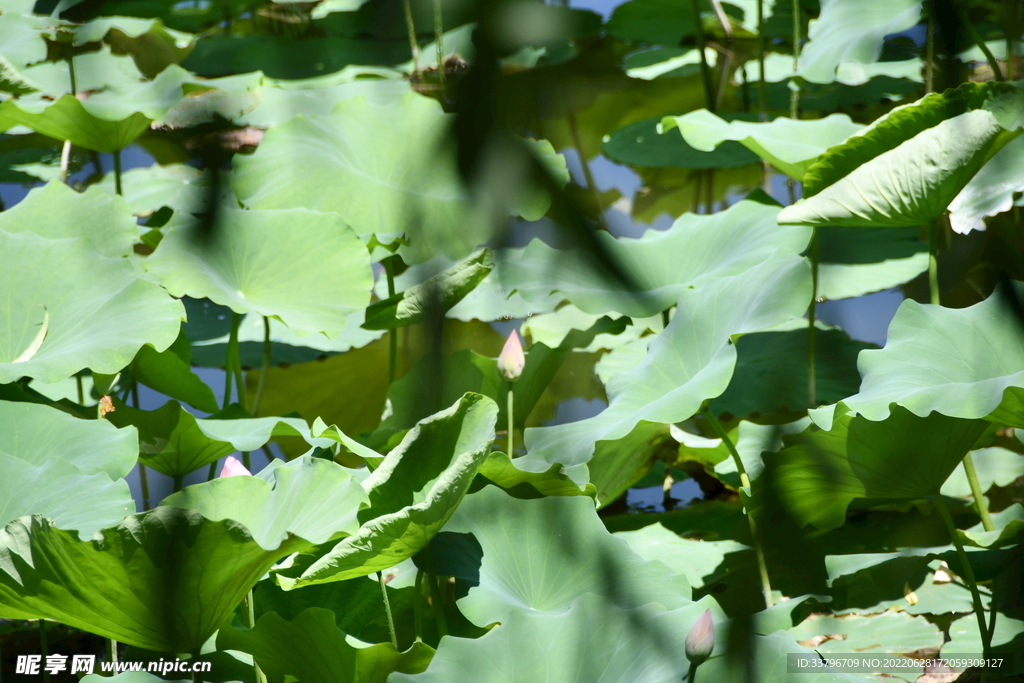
[
  {"x1": 497, "y1": 330, "x2": 525, "y2": 382},
  {"x1": 685, "y1": 609, "x2": 715, "y2": 665},
  {"x1": 219, "y1": 456, "x2": 252, "y2": 478}
]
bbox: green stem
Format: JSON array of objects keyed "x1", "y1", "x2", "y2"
[
  {"x1": 107, "y1": 639, "x2": 118, "y2": 667},
  {"x1": 76, "y1": 374, "x2": 84, "y2": 403},
  {"x1": 403, "y1": 0, "x2": 420, "y2": 75},
  {"x1": 385, "y1": 257, "x2": 398, "y2": 385},
  {"x1": 789, "y1": 0, "x2": 800, "y2": 120},
  {"x1": 757, "y1": 0, "x2": 766, "y2": 119},
  {"x1": 427, "y1": 573, "x2": 448, "y2": 637},
  {"x1": 935, "y1": 495, "x2": 992, "y2": 660},
  {"x1": 39, "y1": 621, "x2": 49, "y2": 683},
  {"x1": 139, "y1": 462, "x2": 150, "y2": 511},
  {"x1": 929, "y1": 221, "x2": 941, "y2": 306},
  {"x1": 208, "y1": 461, "x2": 217, "y2": 481},
  {"x1": 251, "y1": 316, "x2": 271, "y2": 416},
  {"x1": 413, "y1": 569, "x2": 424, "y2": 642},
  {"x1": 242, "y1": 452, "x2": 251, "y2": 470},
  {"x1": 925, "y1": 7, "x2": 934, "y2": 93},
  {"x1": 244, "y1": 592, "x2": 268, "y2": 683},
  {"x1": 689, "y1": 0, "x2": 716, "y2": 112},
  {"x1": 687, "y1": 662, "x2": 697, "y2": 683},
  {"x1": 377, "y1": 571, "x2": 399, "y2": 648},
  {"x1": 66, "y1": 48, "x2": 77, "y2": 96},
  {"x1": 433, "y1": 0, "x2": 445, "y2": 89},
  {"x1": 962, "y1": 453, "x2": 995, "y2": 532},
  {"x1": 113, "y1": 149, "x2": 123, "y2": 196},
  {"x1": 173, "y1": 476, "x2": 183, "y2": 493},
  {"x1": 227, "y1": 312, "x2": 245, "y2": 410},
  {"x1": 807, "y1": 228, "x2": 819, "y2": 408},
  {"x1": 703, "y1": 409, "x2": 774, "y2": 608},
  {"x1": 507, "y1": 382, "x2": 515, "y2": 456},
  {"x1": 960, "y1": 9, "x2": 1004, "y2": 81}
]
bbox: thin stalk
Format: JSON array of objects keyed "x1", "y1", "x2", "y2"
[
  {"x1": 39, "y1": 621, "x2": 49, "y2": 683},
  {"x1": 60, "y1": 140, "x2": 72, "y2": 183},
  {"x1": 807, "y1": 228, "x2": 819, "y2": 408},
  {"x1": 113, "y1": 150, "x2": 123, "y2": 196},
  {"x1": 935, "y1": 495, "x2": 992, "y2": 660},
  {"x1": 567, "y1": 111, "x2": 606, "y2": 228},
  {"x1": 689, "y1": 0, "x2": 716, "y2": 112},
  {"x1": 173, "y1": 475, "x2": 183, "y2": 493},
  {"x1": 243, "y1": 592, "x2": 268, "y2": 683},
  {"x1": 703, "y1": 409, "x2": 774, "y2": 608},
  {"x1": 507, "y1": 383, "x2": 515, "y2": 456},
  {"x1": 687, "y1": 662, "x2": 697, "y2": 683},
  {"x1": 139, "y1": 462, "x2": 150, "y2": 511},
  {"x1": 925, "y1": 8, "x2": 934, "y2": 93},
  {"x1": 242, "y1": 452, "x2": 251, "y2": 470},
  {"x1": 262, "y1": 444, "x2": 275, "y2": 465},
  {"x1": 757, "y1": 0, "x2": 766, "y2": 119},
  {"x1": 413, "y1": 569, "x2": 424, "y2": 642},
  {"x1": 225, "y1": 312, "x2": 245, "y2": 410},
  {"x1": 208, "y1": 460, "x2": 218, "y2": 481},
  {"x1": 790, "y1": 0, "x2": 800, "y2": 121},
  {"x1": 403, "y1": 0, "x2": 420, "y2": 75},
  {"x1": 377, "y1": 571, "x2": 399, "y2": 648},
  {"x1": 107, "y1": 639, "x2": 118, "y2": 666},
  {"x1": 385, "y1": 257, "x2": 398, "y2": 385},
  {"x1": 76, "y1": 374, "x2": 84, "y2": 403},
  {"x1": 433, "y1": 0, "x2": 445, "y2": 89},
  {"x1": 251, "y1": 316, "x2": 271, "y2": 415},
  {"x1": 962, "y1": 453, "x2": 995, "y2": 532},
  {"x1": 929, "y1": 221, "x2": 941, "y2": 305},
  {"x1": 960, "y1": 10, "x2": 1003, "y2": 81},
  {"x1": 427, "y1": 573, "x2": 448, "y2": 637},
  {"x1": 66, "y1": 50, "x2": 77, "y2": 95}
]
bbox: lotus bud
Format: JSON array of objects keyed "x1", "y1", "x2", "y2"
[
  {"x1": 498, "y1": 330, "x2": 525, "y2": 382},
  {"x1": 220, "y1": 456, "x2": 252, "y2": 478},
  {"x1": 685, "y1": 609, "x2": 715, "y2": 665}
]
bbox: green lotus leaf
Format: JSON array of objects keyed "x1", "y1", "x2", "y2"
[
  {"x1": 231, "y1": 93, "x2": 483, "y2": 263},
  {"x1": 522, "y1": 304, "x2": 660, "y2": 353},
  {"x1": 946, "y1": 611, "x2": 1024, "y2": 657},
  {"x1": 0, "y1": 198, "x2": 183, "y2": 384},
  {"x1": 106, "y1": 400, "x2": 316, "y2": 479},
  {"x1": 941, "y1": 448, "x2": 1024, "y2": 498},
  {"x1": 659, "y1": 111, "x2": 863, "y2": 180},
  {"x1": 587, "y1": 421, "x2": 675, "y2": 506},
  {"x1": 218, "y1": 608, "x2": 433, "y2": 683},
  {"x1": 602, "y1": 115, "x2": 760, "y2": 169},
  {"x1": 145, "y1": 207, "x2": 373, "y2": 336},
  {"x1": 363, "y1": 249, "x2": 494, "y2": 330},
  {"x1": 97, "y1": 164, "x2": 212, "y2": 217},
  {"x1": 788, "y1": 612, "x2": 942, "y2": 660},
  {"x1": 748, "y1": 52, "x2": 924, "y2": 86},
  {"x1": 0, "y1": 399, "x2": 137, "y2": 479},
  {"x1": 501, "y1": 198, "x2": 812, "y2": 318},
  {"x1": 769, "y1": 406, "x2": 990, "y2": 530},
  {"x1": 0, "y1": 509, "x2": 308, "y2": 652},
  {"x1": 605, "y1": 0, "x2": 743, "y2": 45},
  {"x1": 779, "y1": 111, "x2": 1020, "y2": 228},
  {"x1": 674, "y1": 419, "x2": 809, "y2": 490},
  {"x1": 948, "y1": 135, "x2": 1024, "y2": 234},
  {"x1": 0, "y1": 94, "x2": 151, "y2": 153},
  {"x1": 798, "y1": 0, "x2": 922, "y2": 84},
  {"x1": 72, "y1": 16, "x2": 194, "y2": 78},
  {"x1": 16, "y1": 47, "x2": 146, "y2": 99},
  {"x1": 815, "y1": 226, "x2": 929, "y2": 300},
  {"x1": 131, "y1": 331, "x2": 219, "y2": 414},
  {"x1": 958, "y1": 504, "x2": 1024, "y2": 549},
  {"x1": 521, "y1": 251, "x2": 811, "y2": 484},
  {"x1": 440, "y1": 486, "x2": 691, "y2": 626},
  {"x1": 281, "y1": 393, "x2": 497, "y2": 587},
  {"x1": 474, "y1": 451, "x2": 596, "y2": 499},
  {"x1": 615, "y1": 522, "x2": 750, "y2": 590},
  {"x1": 810, "y1": 291, "x2": 1024, "y2": 431},
  {"x1": 798, "y1": 81, "x2": 1024, "y2": 197},
  {"x1": 161, "y1": 455, "x2": 368, "y2": 549}
]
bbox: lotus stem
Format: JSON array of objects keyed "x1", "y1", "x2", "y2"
[
  {"x1": 960, "y1": 9, "x2": 1003, "y2": 81},
  {"x1": 961, "y1": 453, "x2": 995, "y2": 532},
  {"x1": 689, "y1": 0, "x2": 716, "y2": 112},
  {"x1": 377, "y1": 571, "x2": 399, "y2": 648},
  {"x1": 687, "y1": 662, "x2": 697, "y2": 683},
  {"x1": 66, "y1": 47, "x2": 77, "y2": 96},
  {"x1": 925, "y1": 7, "x2": 935, "y2": 93},
  {"x1": 173, "y1": 475, "x2": 183, "y2": 493},
  {"x1": 139, "y1": 462, "x2": 150, "y2": 511},
  {"x1": 757, "y1": 0, "x2": 766, "y2": 120},
  {"x1": 507, "y1": 382, "x2": 515, "y2": 456},
  {"x1": 433, "y1": 0, "x2": 445, "y2": 89},
  {"x1": 242, "y1": 452, "x2": 251, "y2": 470},
  {"x1": 60, "y1": 140, "x2": 72, "y2": 183},
  {"x1": 224, "y1": 312, "x2": 243, "y2": 410},
  {"x1": 807, "y1": 228, "x2": 819, "y2": 408},
  {"x1": 929, "y1": 221, "x2": 941, "y2": 305},
  {"x1": 703, "y1": 409, "x2": 774, "y2": 607},
  {"x1": 107, "y1": 638, "x2": 118, "y2": 666},
  {"x1": 244, "y1": 592, "x2": 267, "y2": 683},
  {"x1": 113, "y1": 150, "x2": 123, "y2": 196},
  {"x1": 76, "y1": 374, "x2": 84, "y2": 403},
  {"x1": 385, "y1": 257, "x2": 398, "y2": 385},
  {"x1": 790, "y1": 0, "x2": 800, "y2": 120},
  {"x1": 413, "y1": 569, "x2": 424, "y2": 642},
  {"x1": 207, "y1": 461, "x2": 217, "y2": 481},
  {"x1": 251, "y1": 316, "x2": 271, "y2": 415},
  {"x1": 39, "y1": 621, "x2": 49, "y2": 683},
  {"x1": 934, "y1": 495, "x2": 992, "y2": 661},
  {"x1": 403, "y1": 0, "x2": 420, "y2": 76}
]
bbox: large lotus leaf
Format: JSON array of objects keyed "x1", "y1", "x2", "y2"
[
  {"x1": 748, "y1": 52, "x2": 924, "y2": 86},
  {"x1": 131, "y1": 331, "x2": 219, "y2": 414},
  {"x1": 602, "y1": 115, "x2": 760, "y2": 170},
  {"x1": 815, "y1": 226, "x2": 929, "y2": 300},
  {"x1": 941, "y1": 448, "x2": 1024, "y2": 498},
  {"x1": 106, "y1": 400, "x2": 316, "y2": 479},
  {"x1": 948, "y1": 135, "x2": 1024, "y2": 234},
  {"x1": 799, "y1": 81, "x2": 1024, "y2": 197},
  {"x1": 231, "y1": 93, "x2": 484, "y2": 263},
  {"x1": 778, "y1": 111, "x2": 1020, "y2": 228},
  {"x1": 956, "y1": 503, "x2": 1024, "y2": 549},
  {"x1": 615, "y1": 523, "x2": 750, "y2": 590},
  {"x1": 659, "y1": 111, "x2": 863, "y2": 180},
  {"x1": 810, "y1": 292, "x2": 1024, "y2": 431},
  {"x1": 0, "y1": 229, "x2": 183, "y2": 386},
  {"x1": 218, "y1": 608, "x2": 433, "y2": 683},
  {"x1": 604, "y1": 0, "x2": 741, "y2": 45},
  {"x1": 281, "y1": 393, "x2": 497, "y2": 587},
  {"x1": 0, "y1": 399, "x2": 137, "y2": 479},
  {"x1": 0, "y1": 508, "x2": 310, "y2": 652},
  {"x1": 788, "y1": 611, "x2": 942, "y2": 658},
  {"x1": 798, "y1": 0, "x2": 922, "y2": 84},
  {"x1": 0, "y1": 94, "x2": 150, "y2": 153},
  {"x1": 0, "y1": 12, "x2": 47, "y2": 73},
  {"x1": 521, "y1": 251, "x2": 812, "y2": 483},
  {"x1": 363, "y1": 249, "x2": 494, "y2": 330},
  {"x1": 0, "y1": 454, "x2": 134, "y2": 539},
  {"x1": 502, "y1": 198, "x2": 811, "y2": 318},
  {"x1": 769, "y1": 406, "x2": 990, "y2": 530},
  {"x1": 473, "y1": 451, "x2": 596, "y2": 499},
  {"x1": 946, "y1": 611, "x2": 1024, "y2": 658},
  {"x1": 145, "y1": 207, "x2": 372, "y2": 336},
  {"x1": 161, "y1": 456, "x2": 368, "y2": 549},
  {"x1": 587, "y1": 421, "x2": 674, "y2": 507},
  {"x1": 439, "y1": 486, "x2": 691, "y2": 627},
  {"x1": 522, "y1": 304, "x2": 660, "y2": 353},
  {"x1": 97, "y1": 164, "x2": 211, "y2": 217}
]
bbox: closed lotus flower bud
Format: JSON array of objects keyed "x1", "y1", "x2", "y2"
[
  {"x1": 685, "y1": 609, "x2": 715, "y2": 665},
  {"x1": 220, "y1": 456, "x2": 252, "y2": 478},
  {"x1": 498, "y1": 330, "x2": 525, "y2": 382}
]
